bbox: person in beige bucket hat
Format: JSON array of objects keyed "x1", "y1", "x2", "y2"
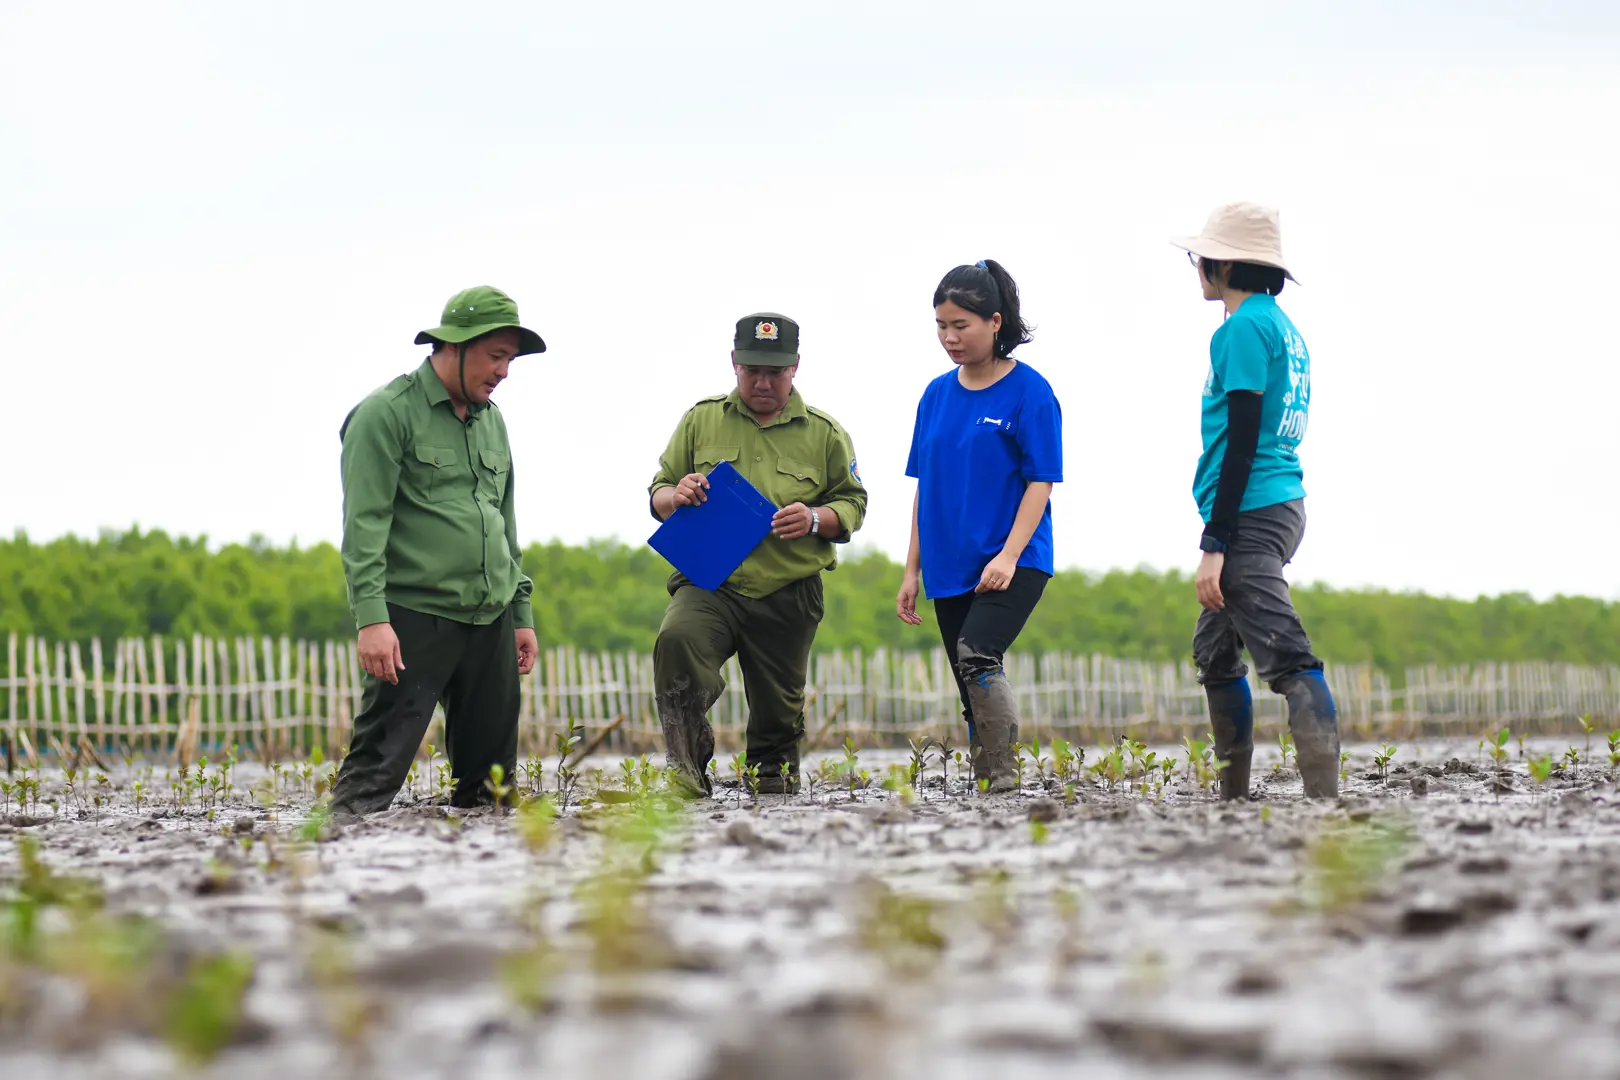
[{"x1": 1171, "y1": 202, "x2": 1341, "y2": 802}]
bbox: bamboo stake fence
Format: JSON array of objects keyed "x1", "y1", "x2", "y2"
[{"x1": 2, "y1": 633, "x2": 1618, "y2": 764}]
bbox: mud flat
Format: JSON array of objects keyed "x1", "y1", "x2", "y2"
[{"x1": 3, "y1": 737, "x2": 1620, "y2": 1079}]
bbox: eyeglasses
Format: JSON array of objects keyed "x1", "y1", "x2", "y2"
[{"x1": 1186, "y1": 251, "x2": 1201, "y2": 267}]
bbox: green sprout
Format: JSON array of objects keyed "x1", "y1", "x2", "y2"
[
  {"x1": 1579, "y1": 714, "x2": 1598, "y2": 754},
  {"x1": 1276, "y1": 731, "x2": 1295, "y2": 773},
  {"x1": 1302, "y1": 816, "x2": 1413, "y2": 912},
  {"x1": 1373, "y1": 742, "x2": 1398, "y2": 782},
  {"x1": 485, "y1": 763, "x2": 515, "y2": 811},
  {"x1": 1486, "y1": 727, "x2": 1512, "y2": 770},
  {"x1": 163, "y1": 951, "x2": 256, "y2": 1065}
]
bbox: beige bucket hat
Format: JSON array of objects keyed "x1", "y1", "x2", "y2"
[{"x1": 1171, "y1": 201, "x2": 1297, "y2": 283}]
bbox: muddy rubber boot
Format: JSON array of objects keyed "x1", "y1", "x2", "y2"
[
  {"x1": 1275, "y1": 669, "x2": 1340, "y2": 800},
  {"x1": 960, "y1": 669, "x2": 1020, "y2": 794},
  {"x1": 656, "y1": 680, "x2": 716, "y2": 799},
  {"x1": 1205, "y1": 678, "x2": 1255, "y2": 801}
]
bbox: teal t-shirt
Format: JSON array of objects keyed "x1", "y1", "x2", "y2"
[{"x1": 1193, "y1": 294, "x2": 1310, "y2": 521}]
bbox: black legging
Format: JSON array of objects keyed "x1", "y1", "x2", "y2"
[{"x1": 932, "y1": 567, "x2": 1049, "y2": 739}]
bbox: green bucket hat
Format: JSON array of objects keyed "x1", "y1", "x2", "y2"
[{"x1": 414, "y1": 285, "x2": 547, "y2": 355}]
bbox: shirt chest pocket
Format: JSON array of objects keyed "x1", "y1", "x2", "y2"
[
  {"x1": 695, "y1": 444, "x2": 740, "y2": 471},
  {"x1": 774, "y1": 457, "x2": 823, "y2": 503},
  {"x1": 477, "y1": 448, "x2": 510, "y2": 504},
  {"x1": 406, "y1": 444, "x2": 469, "y2": 503}
]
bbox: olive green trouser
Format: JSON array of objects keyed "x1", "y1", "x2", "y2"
[
  {"x1": 653, "y1": 576, "x2": 823, "y2": 785},
  {"x1": 331, "y1": 603, "x2": 519, "y2": 816}
]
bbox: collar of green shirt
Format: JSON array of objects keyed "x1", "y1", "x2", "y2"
[
  {"x1": 416, "y1": 357, "x2": 488, "y2": 420},
  {"x1": 725, "y1": 386, "x2": 807, "y2": 428}
]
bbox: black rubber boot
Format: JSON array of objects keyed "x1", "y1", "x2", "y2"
[
  {"x1": 1274, "y1": 669, "x2": 1340, "y2": 799},
  {"x1": 1205, "y1": 678, "x2": 1255, "y2": 801}
]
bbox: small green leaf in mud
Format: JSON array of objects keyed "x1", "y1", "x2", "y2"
[
  {"x1": 517, "y1": 794, "x2": 560, "y2": 853},
  {"x1": 500, "y1": 940, "x2": 562, "y2": 1014},
  {"x1": 1029, "y1": 819, "x2": 1049, "y2": 846},
  {"x1": 1302, "y1": 816, "x2": 1414, "y2": 912},
  {"x1": 1260, "y1": 805, "x2": 1272, "y2": 823},
  {"x1": 856, "y1": 881, "x2": 946, "y2": 976},
  {"x1": 1528, "y1": 754, "x2": 1556, "y2": 786},
  {"x1": 164, "y1": 951, "x2": 256, "y2": 1065},
  {"x1": 297, "y1": 802, "x2": 333, "y2": 844}
]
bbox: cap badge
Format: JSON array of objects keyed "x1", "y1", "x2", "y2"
[{"x1": 755, "y1": 320, "x2": 779, "y2": 341}]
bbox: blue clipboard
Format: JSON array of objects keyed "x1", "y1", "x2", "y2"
[{"x1": 648, "y1": 461, "x2": 778, "y2": 590}]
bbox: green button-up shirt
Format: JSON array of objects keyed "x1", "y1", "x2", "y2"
[
  {"x1": 340, "y1": 359, "x2": 533, "y2": 631},
  {"x1": 649, "y1": 388, "x2": 867, "y2": 598}
]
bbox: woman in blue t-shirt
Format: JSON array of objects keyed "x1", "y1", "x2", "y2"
[{"x1": 896, "y1": 260, "x2": 1063, "y2": 794}]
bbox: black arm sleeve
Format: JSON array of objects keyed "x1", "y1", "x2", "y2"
[{"x1": 1203, "y1": 391, "x2": 1263, "y2": 548}]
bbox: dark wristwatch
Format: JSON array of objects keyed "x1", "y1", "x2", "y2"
[{"x1": 1199, "y1": 535, "x2": 1228, "y2": 554}]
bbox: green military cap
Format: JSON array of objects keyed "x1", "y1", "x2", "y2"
[
  {"x1": 732, "y1": 312, "x2": 799, "y2": 365},
  {"x1": 414, "y1": 285, "x2": 547, "y2": 355}
]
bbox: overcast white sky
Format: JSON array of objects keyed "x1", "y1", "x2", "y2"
[{"x1": 2, "y1": 0, "x2": 1616, "y2": 601}]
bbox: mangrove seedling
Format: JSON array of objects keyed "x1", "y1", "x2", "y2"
[
  {"x1": 1051, "y1": 738, "x2": 1073, "y2": 785},
  {"x1": 907, "y1": 735, "x2": 933, "y2": 791},
  {"x1": 1027, "y1": 739, "x2": 1049, "y2": 786},
  {"x1": 1528, "y1": 753, "x2": 1557, "y2": 813},
  {"x1": 1374, "y1": 742, "x2": 1398, "y2": 782},
  {"x1": 1182, "y1": 736, "x2": 1209, "y2": 786},
  {"x1": 745, "y1": 761, "x2": 763, "y2": 808},
  {"x1": 1607, "y1": 730, "x2": 1620, "y2": 774},
  {"x1": 882, "y1": 764, "x2": 917, "y2": 807},
  {"x1": 1486, "y1": 727, "x2": 1512, "y2": 770},
  {"x1": 516, "y1": 794, "x2": 559, "y2": 853},
  {"x1": 553, "y1": 725, "x2": 582, "y2": 798},
  {"x1": 1580, "y1": 714, "x2": 1598, "y2": 754},
  {"x1": 937, "y1": 734, "x2": 957, "y2": 792},
  {"x1": 1302, "y1": 816, "x2": 1413, "y2": 912},
  {"x1": 163, "y1": 951, "x2": 257, "y2": 1065},
  {"x1": 486, "y1": 764, "x2": 515, "y2": 811},
  {"x1": 842, "y1": 736, "x2": 861, "y2": 802},
  {"x1": 1276, "y1": 731, "x2": 1296, "y2": 774},
  {"x1": 1563, "y1": 745, "x2": 1581, "y2": 771},
  {"x1": 855, "y1": 880, "x2": 946, "y2": 978},
  {"x1": 1029, "y1": 818, "x2": 1049, "y2": 846}
]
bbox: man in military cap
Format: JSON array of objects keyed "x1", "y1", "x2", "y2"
[
  {"x1": 330, "y1": 285, "x2": 546, "y2": 819},
  {"x1": 649, "y1": 313, "x2": 867, "y2": 797}
]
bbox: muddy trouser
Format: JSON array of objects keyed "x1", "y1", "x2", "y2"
[
  {"x1": 1193, "y1": 500, "x2": 1339, "y2": 798},
  {"x1": 331, "y1": 603, "x2": 520, "y2": 816},
  {"x1": 934, "y1": 568, "x2": 1049, "y2": 788},
  {"x1": 653, "y1": 576, "x2": 823, "y2": 790}
]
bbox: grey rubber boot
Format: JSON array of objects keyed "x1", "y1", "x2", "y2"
[
  {"x1": 959, "y1": 653, "x2": 1020, "y2": 795},
  {"x1": 1205, "y1": 678, "x2": 1255, "y2": 801},
  {"x1": 1275, "y1": 669, "x2": 1340, "y2": 799}
]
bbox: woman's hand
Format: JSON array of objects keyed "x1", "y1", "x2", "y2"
[
  {"x1": 1196, "y1": 551, "x2": 1226, "y2": 611},
  {"x1": 976, "y1": 553, "x2": 1018, "y2": 593},
  {"x1": 896, "y1": 572, "x2": 923, "y2": 625}
]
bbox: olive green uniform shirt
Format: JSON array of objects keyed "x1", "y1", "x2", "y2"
[
  {"x1": 340, "y1": 359, "x2": 533, "y2": 631},
  {"x1": 649, "y1": 388, "x2": 867, "y2": 597}
]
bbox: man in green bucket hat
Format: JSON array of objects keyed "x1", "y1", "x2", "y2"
[{"x1": 330, "y1": 285, "x2": 547, "y2": 819}]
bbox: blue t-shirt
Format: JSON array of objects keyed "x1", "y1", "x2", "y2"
[
  {"x1": 1193, "y1": 294, "x2": 1310, "y2": 521},
  {"x1": 906, "y1": 362, "x2": 1063, "y2": 599}
]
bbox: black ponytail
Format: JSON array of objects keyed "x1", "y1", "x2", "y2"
[{"x1": 932, "y1": 259, "x2": 1033, "y2": 358}]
